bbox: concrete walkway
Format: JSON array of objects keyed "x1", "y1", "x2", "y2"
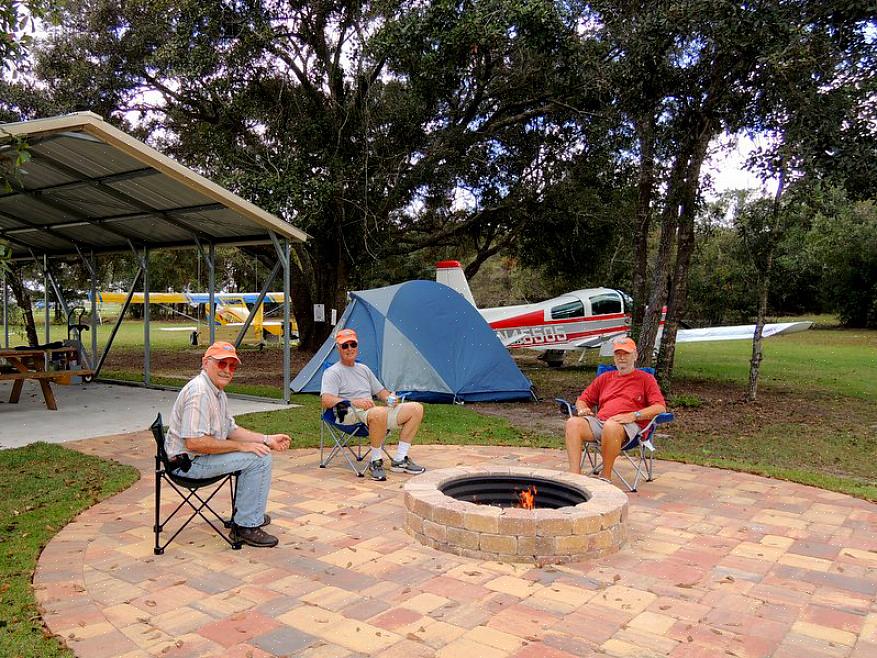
[
  {"x1": 0, "y1": 381, "x2": 285, "y2": 448},
  {"x1": 35, "y1": 436, "x2": 877, "y2": 658}
]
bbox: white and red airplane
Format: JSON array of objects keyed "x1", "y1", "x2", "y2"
[{"x1": 435, "y1": 260, "x2": 812, "y2": 365}]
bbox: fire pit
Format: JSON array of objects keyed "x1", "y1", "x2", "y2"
[{"x1": 404, "y1": 466, "x2": 628, "y2": 564}]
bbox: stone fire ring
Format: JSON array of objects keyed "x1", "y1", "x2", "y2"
[{"x1": 403, "y1": 466, "x2": 629, "y2": 564}]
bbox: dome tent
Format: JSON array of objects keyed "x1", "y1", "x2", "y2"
[{"x1": 290, "y1": 280, "x2": 533, "y2": 403}]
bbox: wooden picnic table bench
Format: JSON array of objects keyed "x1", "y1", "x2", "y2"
[{"x1": 0, "y1": 347, "x2": 94, "y2": 411}]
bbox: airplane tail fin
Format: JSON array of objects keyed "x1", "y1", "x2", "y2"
[{"x1": 435, "y1": 260, "x2": 476, "y2": 307}]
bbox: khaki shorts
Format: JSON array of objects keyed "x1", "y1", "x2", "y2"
[
  {"x1": 584, "y1": 416, "x2": 641, "y2": 445},
  {"x1": 340, "y1": 405, "x2": 401, "y2": 431}
]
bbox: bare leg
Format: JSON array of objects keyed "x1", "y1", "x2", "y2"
[
  {"x1": 366, "y1": 407, "x2": 388, "y2": 450},
  {"x1": 394, "y1": 401, "x2": 424, "y2": 442},
  {"x1": 565, "y1": 416, "x2": 594, "y2": 474},
  {"x1": 600, "y1": 420, "x2": 626, "y2": 480}
]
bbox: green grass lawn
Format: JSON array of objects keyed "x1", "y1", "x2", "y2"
[
  {"x1": 672, "y1": 328, "x2": 877, "y2": 400},
  {"x1": 0, "y1": 444, "x2": 138, "y2": 657}
]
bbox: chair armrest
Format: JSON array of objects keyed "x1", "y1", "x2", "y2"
[
  {"x1": 653, "y1": 412, "x2": 674, "y2": 425},
  {"x1": 555, "y1": 398, "x2": 575, "y2": 417}
]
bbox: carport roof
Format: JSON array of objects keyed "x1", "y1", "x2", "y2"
[{"x1": 0, "y1": 112, "x2": 309, "y2": 260}]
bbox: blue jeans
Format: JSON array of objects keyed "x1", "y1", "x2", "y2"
[{"x1": 175, "y1": 452, "x2": 272, "y2": 528}]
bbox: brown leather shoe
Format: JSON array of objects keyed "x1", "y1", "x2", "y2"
[
  {"x1": 260, "y1": 514, "x2": 271, "y2": 527},
  {"x1": 232, "y1": 524, "x2": 278, "y2": 548}
]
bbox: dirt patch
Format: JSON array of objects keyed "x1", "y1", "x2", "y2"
[{"x1": 102, "y1": 346, "x2": 313, "y2": 388}]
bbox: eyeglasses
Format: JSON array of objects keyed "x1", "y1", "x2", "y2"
[
  {"x1": 339, "y1": 341, "x2": 358, "y2": 350},
  {"x1": 210, "y1": 358, "x2": 238, "y2": 373}
]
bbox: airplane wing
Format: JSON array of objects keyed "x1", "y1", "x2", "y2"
[
  {"x1": 598, "y1": 321, "x2": 813, "y2": 356},
  {"x1": 674, "y1": 321, "x2": 813, "y2": 343}
]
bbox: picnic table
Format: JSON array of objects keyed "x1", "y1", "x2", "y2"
[{"x1": 0, "y1": 347, "x2": 94, "y2": 410}]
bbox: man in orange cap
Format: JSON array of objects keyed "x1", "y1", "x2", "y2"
[
  {"x1": 320, "y1": 328, "x2": 426, "y2": 481},
  {"x1": 564, "y1": 336, "x2": 666, "y2": 482},
  {"x1": 165, "y1": 341, "x2": 291, "y2": 547}
]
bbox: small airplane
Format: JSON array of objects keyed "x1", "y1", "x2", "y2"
[
  {"x1": 435, "y1": 260, "x2": 812, "y2": 366},
  {"x1": 93, "y1": 291, "x2": 297, "y2": 344}
]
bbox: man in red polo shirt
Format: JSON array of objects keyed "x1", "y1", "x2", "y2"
[{"x1": 564, "y1": 336, "x2": 666, "y2": 482}]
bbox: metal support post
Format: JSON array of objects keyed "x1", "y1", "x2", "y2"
[
  {"x1": 233, "y1": 260, "x2": 282, "y2": 348},
  {"x1": 283, "y1": 239, "x2": 291, "y2": 403},
  {"x1": 208, "y1": 242, "x2": 216, "y2": 345},
  {"x1": 43, "y1": 255, "x2": 50, "y2": 344},
  {"x1": 270, "y1": 232, "x2": 292, "y2": 403},
  {"x1": 89, "y1": 252, "x2": 98, "y2": 367},
  {"x1": 2, "y1": 271, "x2": 8, "y2": 349},
  {"x1": 143, "y1": 247, "x2": 151, "y2": 387},
  {"x1": 93, "y1": 267, "x2": 142, "y2": 378}
]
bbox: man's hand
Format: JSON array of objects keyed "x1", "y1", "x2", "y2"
[
  {"x1": 352, "y1": 398, "x2": 374, "y2": 410},
  {"x1": 267, "y1": 434, "x2": 291, "y2": 451},
  {"x1": 608, "y1": 412, "x2": 638, "y2": 424},
  {"x1": 575, "y1": 404, "x2": 593, "y2": 417},
  {"x1": 242, "y1": 441, "x2": 272, "y2": 457}
]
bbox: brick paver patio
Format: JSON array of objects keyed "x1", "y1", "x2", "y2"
[{"x1": 35, "y1": 432, "x2": 877, "y2": 657}]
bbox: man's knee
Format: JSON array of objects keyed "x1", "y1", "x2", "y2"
[
  {"x1": 367, "y1": 406, "x2": 388, "y2": 427},
  {"x1": 565, "y1": 416, "x2": 591, "y2": 440},
  {"x1": 400, "y1": 401, "x2": 423, "y2": 423}
]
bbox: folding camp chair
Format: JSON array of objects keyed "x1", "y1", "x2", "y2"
[
  {"x1": 320, "y1": 400, "x2": 391, "y2": 477},
  {"x1": 556, "y1": 365, "x2": 673, "y2": 492},
  {"x1": 151, "y1": 413, "x2": 242, "y2": 553}
]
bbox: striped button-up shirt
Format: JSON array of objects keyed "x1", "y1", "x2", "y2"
[{"x1": 165, "y1": 370, "x2": 238, "y2": 458}]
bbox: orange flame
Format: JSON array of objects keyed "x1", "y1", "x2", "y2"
[{"x1": 518, "y1": 485, "x2": 537, "y2": 510}]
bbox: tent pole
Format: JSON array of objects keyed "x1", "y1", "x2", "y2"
[
  {"x1": 143, "y1": 246, "x2": 151, "y2": 387},
  {"x1": 208, "y1": 242, "x2": 216, "y2": 345}
]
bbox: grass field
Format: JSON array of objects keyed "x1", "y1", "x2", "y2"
[{"x1": 0, "y1": 445, "x2": 138, "y2": 657}]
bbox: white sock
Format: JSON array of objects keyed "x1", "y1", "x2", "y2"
[
  {"x1": 371, "y1": 448, "x2": 383, "y2": 462},
  {"x1": 395, "y1": 441, "x2": 411, "y2": 461}
]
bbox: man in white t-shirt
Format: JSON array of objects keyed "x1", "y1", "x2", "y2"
[{"x1": 320, "y1": 328, "x2": 426, "y2": 481}]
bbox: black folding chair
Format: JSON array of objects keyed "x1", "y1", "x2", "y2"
[{"x1": 151, "y1": 413, "x2": 242, "y2": 553}]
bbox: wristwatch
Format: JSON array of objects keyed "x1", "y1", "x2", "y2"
[
  {"x1": 263, "y1": 434, "x2": 270, "y2": 446},
  {"x1": 634, "y1": 411, "x2": 642, "y2": 421}
]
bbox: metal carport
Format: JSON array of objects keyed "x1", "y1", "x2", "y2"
[{"x1": 0, "y1": 111, "x2": 309, "y2": 402}]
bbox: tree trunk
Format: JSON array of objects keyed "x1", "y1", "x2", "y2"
[
  {"x1": 631, "y1": 113, "x2": 657, "y2": 337},
  {"x1": 747, "y1": 166, "x2": 785, "y2": 402},
  {"x1": 637, "y1": 151, "x2": 689, "y2": 367},
  {"x1": 8, "y1": 268, "x2": 39, "y2": 346},
  {"x1": 656, "y1": 122, "x2": 714, "y2": 389}
]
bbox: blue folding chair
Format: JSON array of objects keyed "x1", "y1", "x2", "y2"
[
  {"x1": 556, "y1": 364, "x2": 673, "y2": 492},
  {"x1": 320, "y1": 400, "x2": 391, "y2": 477}
]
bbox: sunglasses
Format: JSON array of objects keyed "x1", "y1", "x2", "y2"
[
  {"x1": 339, "y1": 341, "x2": 358, "y2": 350},
  {"x1": 210, "y1": 358, "x2": 238, "y2": 373}
]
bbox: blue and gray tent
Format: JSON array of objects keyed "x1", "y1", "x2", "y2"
[{"x1": 290, "y1": 280, "x2": 534, "y2": 403}]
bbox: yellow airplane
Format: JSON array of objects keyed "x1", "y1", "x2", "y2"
[{"x1": 94, "y1": 291, "x2": 297, "y2": 344}]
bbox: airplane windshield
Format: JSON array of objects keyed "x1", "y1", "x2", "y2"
[
  {"x1": 589, "y1": 292, "x2": 622, "y2": 315},
  {"x1": 551, "y1": 300, "x2": 584, "y2": 320}
]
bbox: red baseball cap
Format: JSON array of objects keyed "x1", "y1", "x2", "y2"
[
  {"x1": 335, "y1": 328, "x2": 358, "y2": 345},
  {"x1": 611, "y1": 337, "x2": 637, "y2": 353},
  {"x1": 203, "y1": 341, "x2": 241, "y2": 363}
]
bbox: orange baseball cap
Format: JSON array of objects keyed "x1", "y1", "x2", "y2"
[
  {"x1": 335, "y1": 328, "x2": 358, "y2": 345},
  {"x1": 611, "y1": 337, "x2": 637, "y2": 353},
  {"x1": 204, "y1": 341, "x2": 241, "y2": 363}
]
